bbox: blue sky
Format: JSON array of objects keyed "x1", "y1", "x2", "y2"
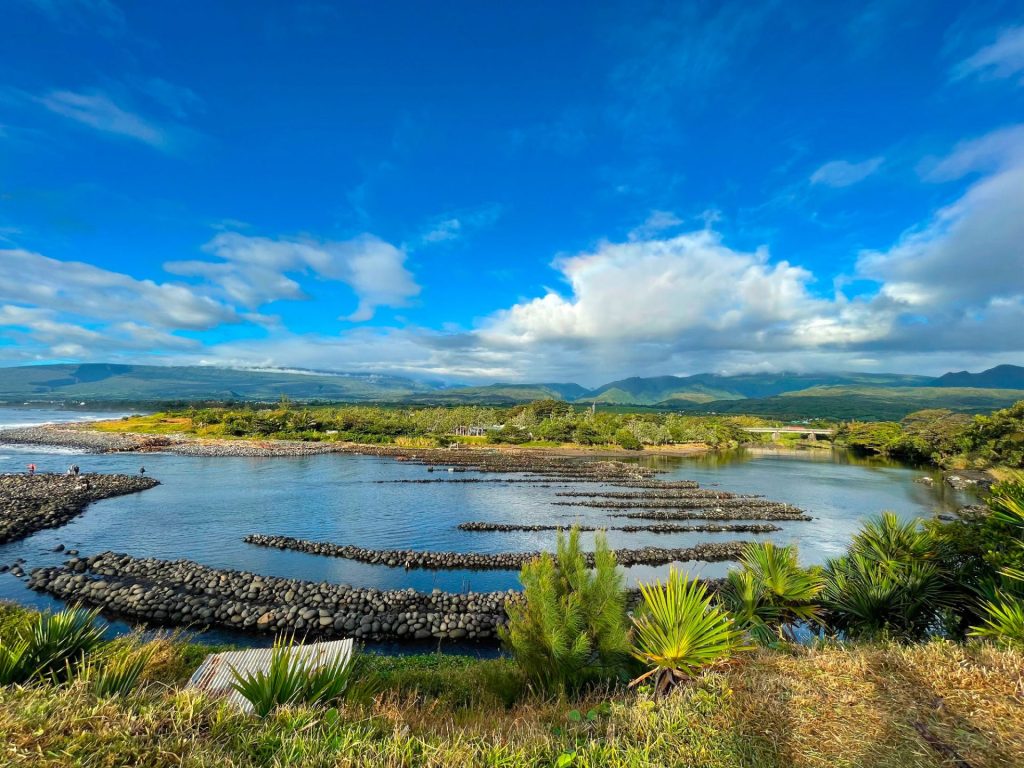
[{"x1": 1, "y1": 0, "x2": 1023, "y2": 384}]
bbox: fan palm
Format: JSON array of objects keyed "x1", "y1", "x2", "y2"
[
  {"x1": 720, "y1": 542, "x2": 823, "y2": 644},
  {"x1": 631, "y1": 568, "x2": 747, "y2": 695}
]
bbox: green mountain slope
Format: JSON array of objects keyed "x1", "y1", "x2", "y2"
[
  {"x1": 587, "y1": 372, "x2": 933, "y2": 405},
  {"x1": 0, "y1": 363, "x2": 432, "y2": 403},
  {"x1": 403, "y1": 382, "x2": 589, "y2": 404},
  {"x1": 666, "y1": 386, "x2": 1024, "y2": 420},
  {"x1": 934, "y1": 364, "x2": 1024, "y2": 389}
]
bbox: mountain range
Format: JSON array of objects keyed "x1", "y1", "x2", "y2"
[{"x1": 1, "y1": 363, "x2": 1023, "y2": 420}]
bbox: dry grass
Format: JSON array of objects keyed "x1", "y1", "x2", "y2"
[{"x1": 1, "y1": 637, "x2": 1022, "y2": 767}]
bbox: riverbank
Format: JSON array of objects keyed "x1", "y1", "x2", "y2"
[
  {"x1": 1, "y1": 601, "x2": 1021, "y2": 768},
  {"x1": 0, "y1": 421, "x2": 713, "y2": 459}
]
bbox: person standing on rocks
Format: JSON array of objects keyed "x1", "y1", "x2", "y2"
[
  {"x1": 27, "y1": 463, "x2": 36, "y2": 476},
  {"x1": 139, "y1": 466, "x2": 146, "y2": 476}
]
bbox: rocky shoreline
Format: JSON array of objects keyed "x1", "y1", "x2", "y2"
[
  {"x1": 29, "y1": 552, "x2": 512, "y2": 642},
  {"x1": 27, "y1": 551, "x2": 729, "y2": 643},
  {"x1": 0, "y1": 473, "x2": 159, "y2": 546},
  {"x1": 242, "y1": 533, "x2": 749, "y2": 569}
]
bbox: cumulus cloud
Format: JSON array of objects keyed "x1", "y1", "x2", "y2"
[
  {"x1": 856, "y1": 124, "x2": 1024, "y2": 339},
  {"x1": 953, "y1": 25, "x2": 1024, "y2": 85},
  {"x1": 474, "y1": 230, "x2": 890, "y2": 366},
  {"x1": 0, "y1": 228, "x2": 418, "y2": 363},
  {"x1": 810, "y1": 156, "x2": 884, "y2": 187},
  {"x1": 166, "y1": 232, "x2": 420, "y2": 321},
  {"x1": 0, "y1": 249, "x2": 240, "y2": 330}
]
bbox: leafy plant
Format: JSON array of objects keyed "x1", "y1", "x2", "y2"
[
  {"x1": 970, "y1": 593, "x2": 1024, "y2": 649},
  {"x1": 8, "y1": 607, "x2": 106, "y2": 684},
  {"x1": 501, "y1": 528, "x2": 630, "y2": 692},
  {"x1": 230, "y1": 637, "x2": 365, "y2": 717},
  {"x1": 822, "y1": 513, "x2": 951, "y2": 640},
  {"x1": 0, "y1": 638, "x2": 30, "y2": 685},
  {"x1": 720, "y1": 542, "x2": 824, "y2": 644},
  {"x1": 79, "y1": 641, "x2": 155, "y2": 697},
  {"x1": 631, "y1": 568, "x2": 746, "y2": 694}
]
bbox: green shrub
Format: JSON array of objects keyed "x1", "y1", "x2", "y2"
[
  {"x1": 631, "y1": 568, "x2": 746, "y2": 694},
  {"x1": 0, "y1": 607, "x2": 106, "y2": 685},
  {"x1": 720, "y1": 542, "x2": 824, "y2": 644},
  {"x1": 501, "y1": 528, "x2": 630, "y2": 692},
  {"x1": 80, "y1": 641, "x2": 155, "y2": 698},
  {"x1": 970, "y1": 593, "x2": 1024, "y2": 649},
  {"x1": 614, "y1": 428, "x2": 642, "y2": 451},
  {"x1": 230, "y1": 637, "x2": 365, "y2": 717},
  {"x1": 822, "y1": 513, "x2": 952, "y2": 640}
]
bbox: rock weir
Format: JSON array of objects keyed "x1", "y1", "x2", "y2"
[
  {"x1": 457, "y1": 521, "x2": 782, "y2": 533},
  {"x1": 242, "y1": 533, "x2": 749, "y2": 570},
  {"x1": 0, "y1": 473, "x2": 159, "y2": 545},
  {"x1": 29, "y1": 552, "x2": 512, "y2": 642},
  {"x1": 611, "y1": 508, "x2": 812, "y2": 522}
]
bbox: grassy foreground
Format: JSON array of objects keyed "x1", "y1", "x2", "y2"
[{"x1": 1, "y1": 606, "x2": 1022, "y2": 767}]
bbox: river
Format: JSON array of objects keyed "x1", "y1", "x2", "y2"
[{"x1": 0, "y1": 407, "x2": 974, "y2": 627}]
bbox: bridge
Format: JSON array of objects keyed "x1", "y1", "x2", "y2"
[{"x1": 741, "y1": 426, "x2": 834, "y2": 441}]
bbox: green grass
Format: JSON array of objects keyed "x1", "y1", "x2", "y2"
[{"x1": 2, "y1": 603, "x2": 1023, "y2": 767}]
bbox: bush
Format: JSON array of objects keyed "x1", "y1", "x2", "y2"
[
  {"x1": 229, "y1": 637, "x2": 364, "y2": 717},
  {"x1": 822, "y1": 513, "x2": 952, "y2": 640},
  {"x1": 631, "y1": 568, "x2": 746, "y2": 694},
  {"x1": 0, "y1": 607, "x2": 106, "y2": 685},
  {"x1": 501, "y1": 528, "x2": 630, "y2": 692},
  {"x1": 614, "y1": 428, "x2": 642, "y2": 451},
  {"x1": 719, "y1": 542, "x2": 824, "y2": 645},
  {"x1": 79, "y1": 640, "x2": 155, "y2": 697}
]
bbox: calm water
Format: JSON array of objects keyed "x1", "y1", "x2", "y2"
[{"x1": 0, "y1": 408, "x2": 972, "y2": 618}]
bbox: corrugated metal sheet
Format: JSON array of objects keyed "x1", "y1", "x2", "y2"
[{"x1": 187, "y1": 638, "x2": 354, "y2": 713}]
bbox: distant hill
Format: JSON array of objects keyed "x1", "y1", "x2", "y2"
[
  {"x1": 934, "y1": 364, "x2": 1024, "y2": 389},
  {"x1": 1, "y1": 362, "x2": 1022, "y2": 420},
  {"x1": 589, "y1": 372, "x2": 932, "y2": 406},
  {"x1": 404, "y1": 382, "x2": 590, "y2": 405},
  {"x1": 666, "y1": 386, "x2": 1024, "y2": 421},
  {"x1": 0, "y1": 363, "x2": 432, "y2": 403}
]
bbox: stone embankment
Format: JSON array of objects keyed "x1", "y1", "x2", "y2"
[
  {"x1": 555, "y1": 490, "x2": 756, "y2": 500},
  {"x1": 556, "y1": 498, "x2": 805, "y2": 512},
  {"x1": 0, "y1": 425, "x2": 168, "y2": 452},
  {"x1": 29, "y1": 552, "x2": 511, "y2": 642},
  {"x1": 457, "y1": 521, "x2": 781, "y2": 533},
  {"x1": 0, "y1": 473, "x2": 159, "y2": 545},
  {"x1": 612, "y1": 508, "x2": 811, "y2": 522},
  {"x1": 243, "y1": 534, "x2": 748, "y2": 569}
]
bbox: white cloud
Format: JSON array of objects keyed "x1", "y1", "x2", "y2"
[
  {"x1": 953, "y1": 25, "x2": 1024, "y2": 85},
  {"x1": 36, "y1": 90, "x2": 169, "y2": 148},
  {"x1": 419, "y1": 204, "x2": 502, "y2": 245},
  {"x1": 859, "y1": 124, "x2": 1024, "y2": 310},
  {"x1": 422, "y1": 219, "x2": 462, "y2": 243},
  {"x1": 628, "y1": 210, "x2": 683, "y2": 240},
  {"x1": 166, "y1": 232, "x2": 420, "y2": 321},
  {"x1": 810, "y1": 157, "x2": 884, "y2": 187},
  {"x1": 478, "y1": 230, "x2": 881, "y2": 355},
  {"x1": 0, "y1": 249, "x2": 240, "y2": 330}
]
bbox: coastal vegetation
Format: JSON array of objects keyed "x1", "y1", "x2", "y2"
[
  {"x1": 91, "y1": 400, "x2": 797, "y2": 451},
  {"x1": 86, "y1": 395, "x2": 1024, "y2": 471},
  {"x1": 2, "y1": 481, "x2": 1024, "y2": 766},
  {"x1": 837, "y1": 401, "x2": 1024, "y2": 468}
]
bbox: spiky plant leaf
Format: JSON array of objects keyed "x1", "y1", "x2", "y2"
[{"x1": 631, "y1": 568, "x2": 746, "y2": 692}]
